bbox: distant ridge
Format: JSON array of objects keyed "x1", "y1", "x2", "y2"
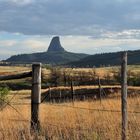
[
  {"x1": 67, "y1": 50, "x2": 140, "y2": 67},
  {"x1": 5, "y1": 36, "x2": 88, "y2": 65}
]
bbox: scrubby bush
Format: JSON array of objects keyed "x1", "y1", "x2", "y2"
[{"x1": 0, "y1": 87, "x2": 10, "y2": 108}]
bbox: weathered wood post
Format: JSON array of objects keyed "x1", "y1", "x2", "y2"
[
  {"x1": 121, "y1": 52, "x2": 128, "y2": 140},
  {"x1": 59, "y1": 89, "x2": 62, "y2": 102},
  {"x1": 70, "y1": 80, "x2": 74, "y2": 104},
  {"x1": 31, "y1": 63, "x2": 41, "y2": 131},
  {"x1": 63, "y1": 71, "x2": 67, "y2": 87},
  {"x1": 49, "y1": 87, "x2": 51, "y2": 103},
  {"x1": 98, "y1": 77, "x2": 102, "y2": 103}
]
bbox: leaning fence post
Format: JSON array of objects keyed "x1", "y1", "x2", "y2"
[
  {"x1": 31, "y1": 63, "x2": 41, "y2": 131},
  {"x1": 121, "y1": 52, "x2": 128, "y2": 140}
]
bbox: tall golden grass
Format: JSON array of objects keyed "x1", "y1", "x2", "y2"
[{"x1": 0, "y1": 92, "x2": 139, "y2": 140}]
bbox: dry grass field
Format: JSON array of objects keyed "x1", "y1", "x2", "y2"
[
  {"x1": 0, "y1": 91, "x2": 139, "y2": 140},
  {"x1": 0, "y1": 66, "x2": 140, "y2": 140},
  {"x1": 0, "y1": 66, "x2": 31, "y2": 75}
]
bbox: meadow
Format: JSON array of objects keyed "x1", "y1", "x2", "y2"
[{"x1": 0, "y1": 65, "x2": 140, "y2": 140}]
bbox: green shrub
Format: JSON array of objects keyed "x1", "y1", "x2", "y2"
[{"x1": 0, "y1": 87, "x2": 10, "y2": 108}]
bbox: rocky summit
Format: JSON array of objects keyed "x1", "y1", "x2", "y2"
[{"x1": 47, "y1": 36, "x2": 65, "y2": 52}]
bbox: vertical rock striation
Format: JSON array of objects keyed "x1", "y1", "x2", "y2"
[{"x1": 47, "y1": 36, "x2": 65, "y2": 52}]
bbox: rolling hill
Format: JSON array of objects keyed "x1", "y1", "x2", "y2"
[{"x1": 67, "y1": 50, "x2": 140, "y2": 67}]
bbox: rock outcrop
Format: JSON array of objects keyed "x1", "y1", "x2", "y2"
[{"x1": 47, "y1": 36, "x2": 65, "y2": 52}]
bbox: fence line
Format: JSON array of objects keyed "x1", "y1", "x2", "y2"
[
  {"x1": 10, "y1": 103, "x2": 30, "y2": 105},
  {"x1": 43, "y1": 103, "x2": 140, "y2": 114},
  {"x1": 0, "y1": 97, "x2": 24, "y2": 117},
  {"x1": 0, "y1": 71, "x2": 32, "y2": 80}
]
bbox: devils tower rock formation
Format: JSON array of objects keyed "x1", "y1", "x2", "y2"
[
  {"x1": 47, "y1": 36, "x2": 65, "y2": 52},
  {"x1": 5, "y1": 36, "x2": 88, "y2": 64}
]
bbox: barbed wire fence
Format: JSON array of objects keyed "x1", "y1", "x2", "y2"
[{"x1": 40, "y1": 51, "x2": 140, "y2": 140}]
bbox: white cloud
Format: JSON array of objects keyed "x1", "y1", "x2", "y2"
[
  {"x1": 21, "y1": 39, "x2": 48, "y2": 50},
  {"x1": 62, "y1": 36, "x2": 140, "y2": 54},
  {"x1": 91, "y1": 29, "x2": 140, "y2": 39},
  {"x1": 0, "y1": 40, "x2": 17, "y2": 47}
]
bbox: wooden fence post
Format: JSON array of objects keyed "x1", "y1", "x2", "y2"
[
  {"x1": 71, "y1": 80, "x2": 74, "y2": 104},
  {"x1": 59, "y1": 89, "x2": 62, "y2": 102},
  {"x1": 49, "y1": 87, "x2": 52, "y2": 103},
  {"x1": 98, "y1": 77, "x2": 102, "y2": 103},
  {"x1": 121, "y1": 52, "x2": 128, "y2": 140},
  {"x1": 31, "y1": 63, "x2": 41, "y2": 131}
]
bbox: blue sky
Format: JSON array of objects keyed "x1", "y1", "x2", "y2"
[{"x1": 0, "y1": 0, "x2": 140, "y2": 60}]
